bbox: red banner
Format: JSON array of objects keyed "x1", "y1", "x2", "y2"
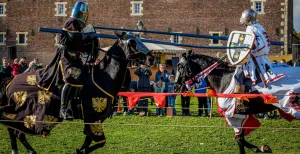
[{"x1": 117, "y1": 91, "x2": 278, "y2": 110}]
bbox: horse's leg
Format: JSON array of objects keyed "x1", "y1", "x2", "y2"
[
  {"x1": 83, "y1": 140, "x2": 106, "y2": 154},
  {"x1": 80, "y1": 136, "x2": 93, "y2": 151},
  {"x1": 236, "y1": 129, "x2": 272, "y2": 153},
  {"x1": 16, "y1": 132, "x2": 36, "y2": 154},
  {"x1": 73, "y1": 125, "x2": 93, "y2": 154},
  {"x1": 7, "y1": 128, "x2": 18, "y2": 154}
]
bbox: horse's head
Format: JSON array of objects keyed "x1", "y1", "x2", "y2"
[
  {"x1": 174, "y1": 51, "x2": 228, "y2": 92},
  {"x1": 109, "y1": 32, "x2": 154, "y2": 66}
]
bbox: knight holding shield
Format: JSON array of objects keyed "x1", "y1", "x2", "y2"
[{"x1": 232, "y1": 9, "x2": 285, "y2": 94}]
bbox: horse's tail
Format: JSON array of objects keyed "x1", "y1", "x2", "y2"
[{"x1": 0, "y1": 76, "x2": 13, "y2": 106}]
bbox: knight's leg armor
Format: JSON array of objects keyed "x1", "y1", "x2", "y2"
[{"x1": 60, "y1": 84, "x2": 74, "y2": 120}]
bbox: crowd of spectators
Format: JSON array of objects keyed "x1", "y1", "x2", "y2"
[
  {"x1": 117, "y1": 62, "x2": 211, "y2": 117},
  {"x1": 0, "y1": 57, "x2": 44, "y2": 78}
]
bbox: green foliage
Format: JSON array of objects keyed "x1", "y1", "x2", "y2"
[{"x1": 0, "y1": 116, "x2": 299, "y2": 154}]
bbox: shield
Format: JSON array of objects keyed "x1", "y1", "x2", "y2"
[{"x1": 227, "y1": 31, "x2": 255, "y2": 65}]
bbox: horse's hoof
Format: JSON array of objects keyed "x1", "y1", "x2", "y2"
[
  {"x1": 250, "y1": 147, "x2": 261, "y2": 153},
  {"x1": 72, "y1": 149, "x2": 80, "y2": 154},
  {"x1": 260, "y1": 145, "x2": 272, "y2": 153},
  {"x1": 11, "y1": 150, "x2": 18, "y2": 154}
]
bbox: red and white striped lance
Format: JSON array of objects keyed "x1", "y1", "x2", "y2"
[{"x1": 185, "y1": 54, "x2": 228, "y2": 90}]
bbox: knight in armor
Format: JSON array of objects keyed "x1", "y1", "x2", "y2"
[
  {"x1": 233, "y1": 9, "x2": 285, "y2": 94},
  {"x1": 36, "y1": 2, "x2": 98, "y2": 120}
]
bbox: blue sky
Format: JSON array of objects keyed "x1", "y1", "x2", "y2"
[{"x1": 294, "y1": 0, "x2": 300, "y2": 32}]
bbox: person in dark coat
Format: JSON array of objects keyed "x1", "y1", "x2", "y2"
[
  {"x1": 0, "y1": 57, "x2": 13, "y2": 79},
  {"x1": 134, "y1": 62, "x2": 152, "y2": 115}
]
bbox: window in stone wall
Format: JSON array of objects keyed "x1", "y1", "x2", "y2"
[
  {"x1": 170, "y1": 33, "x2": 182, "y2": 44},
  {"x1": 0, "y1": 32, "x2": 6, "y2": 45},
  {"x1": 0, "y1": 3, "x2": 6, "y2": 16},
  {"x1": 251, "y1": 0, "x2": 266, "y2": 14},
  {"x1": 209, "y1": 31, "x2": 223, "y2": 46},
  {"x1": 130, "y1": 1, "x2": 143, "y2": 16},
  {"x1": 16, "y1": 32, "x2": 28, "y2": 45},
  {"x1": 55, "y1": 2, "x2": 67, "y2": 16}
]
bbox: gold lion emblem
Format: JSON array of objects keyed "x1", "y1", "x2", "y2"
[
  {"x1": 26, "y1": 75, "x2": 37, "y2": 86},
  {"x1": 234, "y1": 52, "x2": 239, "y2": 59},
  {"x1": 92, "y1": 97, "x2": 107, "y2": 113},
  {"x1": 38, "y1": 90, "x2": 53, "y2": 104},
  {"x1": 89, "y1": 121, "x2": 103, "y2": 136},
  {"x1": 67, "y1": 67, "x2": 81, "y2": 79},
  {"x1": 13, "y1": 91, "x2": 27, "y2": 106},
  {"x1": 24, "y1": 115, "x2": 36, "y2": 129},
  {"x1": 43, "y1": 115, "x2": 58, "y2": 131}
]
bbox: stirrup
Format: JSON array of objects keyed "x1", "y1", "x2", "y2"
[
  {"x1": 60, "y1": 109, "x2": 74, "y2": 121},
  {"x1": 236, "y1": 99, "x2": 247, "y2": 113}
]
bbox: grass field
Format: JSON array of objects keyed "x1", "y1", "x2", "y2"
[
  {"x1": 0, "y1": 97, "x2": 300, "y2": 154},
  {"x1": 0, "y1": 115, "x2": 300, "y2": 154}
]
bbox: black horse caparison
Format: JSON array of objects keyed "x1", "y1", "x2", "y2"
[
  {"x1": 174, "y1": 52, "x2": 276, "y2": 154},
  {"x1": 0, "y1": 32, "x2": 153, "y2": 154}
]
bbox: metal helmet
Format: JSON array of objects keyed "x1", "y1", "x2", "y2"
[
  {"x1": 240, "y1": 9, "x2": 257, "y2": 26},
  {"x1": 71, "y1": 2, "x2": 88, "y2": 25}
]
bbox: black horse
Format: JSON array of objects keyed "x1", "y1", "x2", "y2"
[
  {"x1": 0, "y1": 32, "x2": 153, "y2": 154},
  {"x1": 174, "y1": 52, "x2": 279, "y2": 154}
]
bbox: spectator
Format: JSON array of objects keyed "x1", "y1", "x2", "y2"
[
  {"x1": 134, "y1": 62, "x2": 152, "y2": 116},
  {"x1": 153, "y1": 80, "x2": 165, "y2": 116},
  {"x1": 167, "y1": 75, "x2": 176, "y2": 116},
  {"x1": 154, "y1": 64, "x2": 171, "y2": 88},
  {"x1": 19, "y1": 57, "x2": 28, "y2": 73},
  {"x1": 0, "y1": 57, "x2": 13, "y2": 78},
  {"x1": 181, "y1": 95, "x2": 191, "y2": 116},
  {"x1": 126, "y1": 88, "x2": 136, "y2": 115},
  {"x1": 155, "y1": 63, "x2": 171, "y2": 113},
  {"x1": 195, "y1": 79, "x2": 208, "y2": 117},
  {"x1": 24, "y1": 58, "x2": 43, "y2": 73},
  {"x1": 10, "y1": 58, "x2": 20, "y2": 76}
]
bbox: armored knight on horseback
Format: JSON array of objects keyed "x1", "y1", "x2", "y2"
[
  {"x1": 233, "y1": 9, "x2": 285, "y2": 94},
  {"x1": 36, "y1": 2, "x2": 98, "y2": 120}
]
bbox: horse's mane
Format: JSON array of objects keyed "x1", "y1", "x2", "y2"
[
  {"x1": 191, "y1": 53, "x2": 235, "y2": 93},
  {"x1": 191, "y1": 53, "x2": 233, "y2": 70}
]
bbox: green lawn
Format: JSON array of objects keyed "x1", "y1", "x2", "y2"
[{"x1": 0, "y1": 116, "x2": 300, "y2": 154}]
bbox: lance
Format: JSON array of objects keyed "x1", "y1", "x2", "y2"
[
  {"x1": 39, "y1": 27, "x2": 249, "y2": 49},
  {"x1": 94, "y1": 26, "x2": 284, "y2": 46}
]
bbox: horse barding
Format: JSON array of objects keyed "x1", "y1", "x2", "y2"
[
  {"x1": 0, "y1": 30, "x2": 154, "y2": 154},
  {"x1": 174, "y1": 32, "x2": 300, "y2": 154}
]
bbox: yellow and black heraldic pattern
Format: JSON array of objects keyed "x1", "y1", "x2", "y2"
[
  {"x1": 43, "y1": 115, "x2": 58, "y2": 131},
  {"x1": 90, "y1": 121, "x2": 104, "y2": 136},
  {"x1": 92, "y1": 97, "x2": 107, "y2": 113},
  {"x1": 67, "y1": 67, "x2": 81, "y2": 79},
  {"x1": 24, "y1": 115, "x2": 36, "y2": 129},
  {"x1": 26, "y1": 75, "x2": 37, "y2": 86},
  {"x1": 3, "y1": 113, "x2": 17, "y2": 120},
  {"x1": 38, "y1": 90, "x2": 53, "y2": 104},
  {"x1": 13, "y1": 91, "x2": 27, "y2": 106},
  {"x1": 67, "y1": 52, "x2": 77, "y2": 58}
]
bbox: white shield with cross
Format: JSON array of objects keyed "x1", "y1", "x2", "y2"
[{"x1": 227, "y1": 31, "x2": 255, "y2": 66}]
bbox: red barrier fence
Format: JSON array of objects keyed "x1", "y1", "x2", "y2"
[{"x1": 117, "y1": 91, "x2": 278, "y2": 110}]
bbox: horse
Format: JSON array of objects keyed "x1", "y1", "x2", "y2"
[
  {"x1": 174, "y1": 52, "x2": 284, "y2": 154},
  {"x1": 0, "y1": 32, "x2": 154, "y2": 154}
]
